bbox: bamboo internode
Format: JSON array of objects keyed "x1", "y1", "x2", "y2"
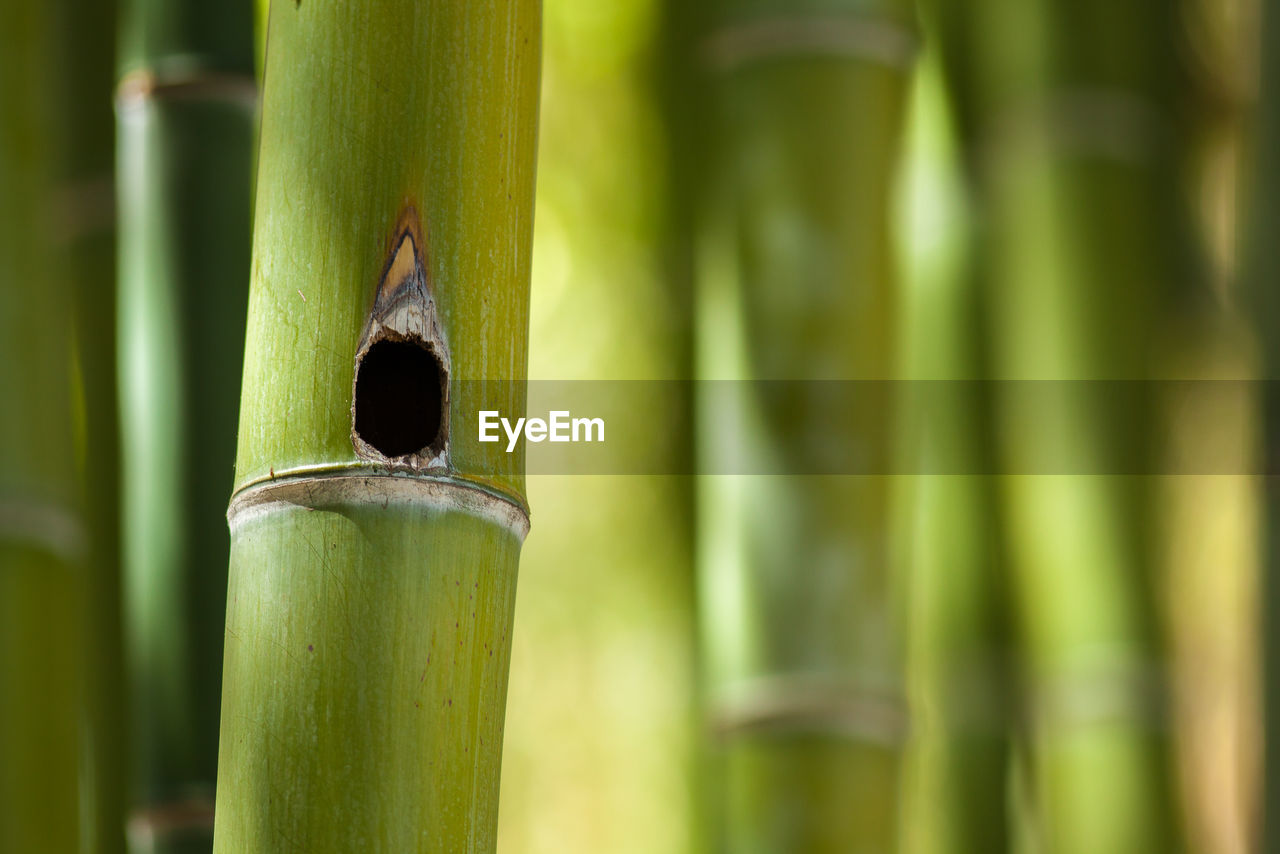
[
  {"x1": 0, "y1": 5, "x2": 88, "y2": 850},
  {"x1": 116, "y1": 0, "x2": 256, "y2": 847},
  {"x1": 690, "y1": 0, "x2": 918, "y2": 849}
]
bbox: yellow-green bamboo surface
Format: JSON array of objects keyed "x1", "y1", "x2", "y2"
[
  {"x1": 691, "y1": 0, "x2": 916, "y2": 850},
  {"x1": 213, "y1": 2, "x2": 540, "y2": 850},
  {"x1": 495, "y1": 0, "x2": 699, "y2": 850},
  {"x1": 934, "y1": 0, "x2": 1191, "y2": 850},
  {"x1": 1160, "y1": 1, "x2": 1258, "y2": 851},
  {"x1": 0, "y1": 4, "x2": 89, "y2": 851},
  {"x1": 116, "y1": 0, "x2": 255, "y2": 849}
]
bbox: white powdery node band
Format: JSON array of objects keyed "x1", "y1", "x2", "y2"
[{"x1": 226, "y1": 473, "x2": 531, "y2": 543}]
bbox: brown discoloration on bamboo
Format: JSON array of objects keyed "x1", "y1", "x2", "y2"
[
  {"x1": 377, "y1": 204, "x2": 428, "y2": 304},
  {"x1": 127, "y1": 798, "x2": 215, "y2": 847},
  {"x1": 350, "y1": 204, "x2": 451, "y2": 470},
  {"x1": 380, "y1": 233, "x2": 419, "y2": 304},
  {"x1": 115, "y1": 69, "x2": 258, "y2": 110}
]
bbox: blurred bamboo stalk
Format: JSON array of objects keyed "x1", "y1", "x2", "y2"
[
  {"x1": 690, "y1": 1, "x2": 917, "y2": 850},
  {"x1": 1249, "y1": 0, "x2": 1280, "y2": 851},
  {"x1": 116, "y1": 0, "x2": 255, "y2": 849},
  {"x1": 897, "y1": 55, "x2": 1013, "y2": 854},
  {"x1": 1162, "y1": 2, "x2": 1260, "y2": 852},
  {"x1": 900, "y1": 444, "x2": 1012, "y2": 854},
  {"x1": 493, "y1": 0, "x2": 701, "y2": 850},
  {"x1": 57, "y1": 0, "x2": 127, "y2": 850},
  {"x1": 934, "y1": 0, "x2": 1192, "y2": 850},
  {"x1": 0, "y1": 4, "x2": 90, "y2": 850},
  {"x1": 212, "y1": 1, "x2": 540, "y2": 849}
]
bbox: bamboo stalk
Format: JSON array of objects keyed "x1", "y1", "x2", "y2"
[
  {"x1": 898, "y1": 54, "x2": 1013, "y2": 854},
  {"x1": 1249, "y1": 1, "x2": 1280, "y2": 851},
  {"x1": 1158, "y1": 3, "x2": 1257, "y2": 846},
  {"x1": 690, "y1": 1, "x2": 917, "y2": 850},
  {"x1": 212, "y1": 2, "x2": 540, "y2": 849},
  {"x1": 56, "y1": 0, "x2": 127, "y2": 849},
  {"x1": 116, "y1": 0, "x2": 255, "y2": 849},
  {"x1": 0, "y1": 4, "x2": 89, "y2": 850},
  {"x1": 934, "y1": 0, "x2": 1191, "y2": 850},
  {"x1": 901, "y1": 463, "x2": 1013, "y2": 854}
]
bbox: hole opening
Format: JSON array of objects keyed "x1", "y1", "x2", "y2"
[{"x1": 353, "y1": 337, "x2": 446, "y2": 459}]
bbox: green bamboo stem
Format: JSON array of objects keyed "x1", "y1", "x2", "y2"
[
  {"x1": 901, "y1": 469, "x2": 1012, "y2": 854},
  {"x1": 0, "y1": 4, "x2": 89, "y2": 850},
  {"x1": 898, "y1": 55, "x2": 1013, "y2": 854},
  {"x1": 212, "y1": 2, "x2": 540, "y2": 849},
  {"x1": 1249, "y1": 1, "x2": 1280, "y2": 850},
  {"x1": 57, "y1": 0, "x2": 127, "y2": 850},
  {"x1": 934, "y1": 1, "x2": 1190, "y2": 850},
  {"x1": 116, "y1": 0, "x2": 255, "y2": 849},
  {"x1": 691, "y1": 1, "x2": 916, "y2": 850}
]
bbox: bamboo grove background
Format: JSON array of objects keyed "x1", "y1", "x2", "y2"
[{"x1": 0, "y1": 0, "x2": 1272, "y2": 852}]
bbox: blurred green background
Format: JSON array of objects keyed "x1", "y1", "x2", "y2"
[{"x1": 0, "y1": 0, "x2": 1272, "y2": 851}]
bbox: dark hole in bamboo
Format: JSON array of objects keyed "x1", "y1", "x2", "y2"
[{"x1": 354, "y1": 338, "x2": 444, "y2": 458}]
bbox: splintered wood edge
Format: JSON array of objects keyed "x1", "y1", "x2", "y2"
[
  {"x1": 379, "y1": 230, "x2": 420, "y2": 304},
  {"x1": 349, "y1": 205, "x2": 453, "y2": 470},
  {"x1": 226, "y1": 473, "x2": 530, "y2": 542}
]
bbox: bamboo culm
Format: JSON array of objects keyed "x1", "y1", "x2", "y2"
[
  {"x1": 212, "y1": 2, "x2": 541, "y2": 850},
  {"x1": 116, "y1": 0, "x2": 256, "y2": 848},
  {"x1": 58, "y1": 0, "x2": 126, "y2": 849},
  {"x1": 690, "y1": 1, "x2": 917, "y2": 850},
  {"x1": 933, "y1": 0, "x2": 1191, "y2": 849},
  {"x1": 0, "y1": 4, "x2": 89, "y2": 850},
  {"x1": 1249, "y1": 1, "x2": 1280, "y2": 851},
  {"x1": 897, "y1": 54, "x2": 1013, "y2": 854}
]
